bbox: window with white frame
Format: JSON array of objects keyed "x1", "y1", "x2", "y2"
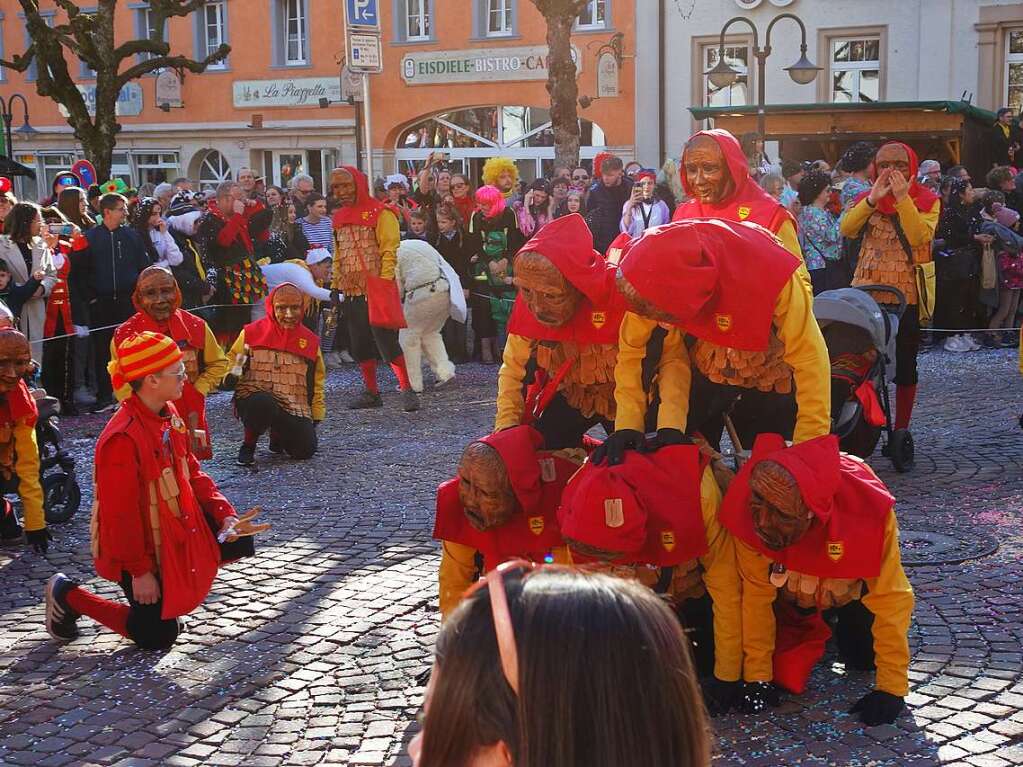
[
  {"x1": 576, "y1": 0, "x2": 607, "y2": 30},
  {"x1": 202, "y1": 1, "x2": 228, "y2": 68},
  {"x1": 1006, "y1": 29, "x2": 1023, "y2": 113},
  {"x1": 405, "y1": 0, "x2": 431, "y2": 41},
  {"x1": 134, "y1": 152, "x2": 180, "y2": 186},
  {"x1": 284, "y1": 0, "x2": 308, "y2": 65},
  {"x1": 830, "y1": 36, "x2": 880, "y2": 103},
  {"x1": 702, "y1": 43, "x2": 750, "y2": 108},
  {"x1": 487, "y1": 0, "x2": 512, "y2": 36},
  {"x1": 137, "y1": 6, "x2": 165, "y2": 63}
]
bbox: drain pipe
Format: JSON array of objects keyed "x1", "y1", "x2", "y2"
[{"x1": 658, "y1": 0, "x2": 666, "y2": 164}]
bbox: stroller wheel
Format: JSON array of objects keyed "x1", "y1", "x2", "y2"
[
  {"x1": 889, "y1": 429, "x2": 915, "y2": 473},
  {"x1": 43, "y1": 474, "x2": 81, "y2": 524}
]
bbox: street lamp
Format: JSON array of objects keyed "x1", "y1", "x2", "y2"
[
  {"x1": 706, "y1": 12, "x2": 822, "y2": 138},
  {"x1": 0, "y1": 94, "x2": 36, "y2": 160}
]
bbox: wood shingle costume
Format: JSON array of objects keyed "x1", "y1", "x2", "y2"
[
  {"x1": 433, "y1": 425, "x2": 580, "y2": 618},
  {"x1": 605, "y1": 219, "x2": 830, "y2": 465},
  {"x1": 329, "y1": 166, "x2": 419, "y2": 412},
  {"x1": 0, "y1": 329, "x2": 48, "y2": 553},
  {"x1": 840, "y1": 142, "x2": 940, "y2": 432},
  {"x1": 557, "y1": 443, "x2": 743, "y2": 713},
  {"x1": 496, "y1": 214, "x2": 626, "y2": 448},
  {"x1": 224, "y1": 283, "x2": 325, "y2": 466},
  {"x1": 112, "y1": 266, "x2": 228, "y2": 459},
  {"x1": 720, "y1": 434, "x2": 913, "y2": 726}
]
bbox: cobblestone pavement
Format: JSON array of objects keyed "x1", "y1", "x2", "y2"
[{"x1": 0, "y1": 344, "x2": 1021, "y2": 767}]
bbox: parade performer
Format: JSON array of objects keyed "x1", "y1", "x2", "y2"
[
  {"x1": 329, "y1": 166, "x2": 420, "y2": 413},
  {"x1": 598, "y1": 219, "x2": 829, "y2": 465},
  {"x1": 840, "y1": 142, "x2": 939, "y2": 432},
  {"x1": 481, "y1": 156, "x2": 520, "y2": 202},
  {"x1": 557, "y1": 441, "x2": 743, "y2": 714},
  {"x1": 433, "y1": 425, "x2": 580, "y2": 618},
  {"x1": 495, "y1": 214, "x2": 625, "y2": 448},
  {"x1": 223, "y1": 283, "x2": 325, "y2": 466},
  {"x1": 673, "y1": 129, "x2": 802, "y2": 261},
  {"x1": 43, "y1": 331, "x2": 269, "y2": 648},
  {"x1": 113, "y1": 266, "x2": 228, "y2": 459},
  {"x1": 720, "y1": 434, "x2": 913, "y2": 726},
  {"x1": 0, "y1": 328, "x2": 49, "y2": 553}
]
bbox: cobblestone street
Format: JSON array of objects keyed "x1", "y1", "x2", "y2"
[{"x1": 0, "y1": 344, "x2": 1021, "y2": 767}]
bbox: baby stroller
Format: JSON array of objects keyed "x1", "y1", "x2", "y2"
[
  {"x1": 33, "y1": 391, "x2": 81, "y2": 523},
  {"x1": 812, "y1": 285, "x2": 914, "y2": 472}
]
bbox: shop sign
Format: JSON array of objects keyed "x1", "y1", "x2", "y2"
[
  {"x1": 597, "y1": 52, "x2": 619, "y2": 98},
  {"x1": 348, "y1": 32, "x2": 383, "y2": 74},
  {"x1": 401, "y1": 45, "x2": 581, "y2": 85},
  {"x1": 232, "y1": 77, "x2": 342, "y2": 108},
  {"x1": 59, "y1": 83, "x2": 144, "y2": 117},
  {"x1": 155, "y1": 69, "x2": 183, "y2": 108}
]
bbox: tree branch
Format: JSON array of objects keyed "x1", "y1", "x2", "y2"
[{"x1": 115, "y1": 45, "x2": 231, "y2": 88}]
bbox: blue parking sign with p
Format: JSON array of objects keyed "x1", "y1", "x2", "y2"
[{"x1": 346, "y1": 0, "x2": 379, "y2": 29}]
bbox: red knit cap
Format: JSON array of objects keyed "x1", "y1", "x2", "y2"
[{"x1": 108, "y1": 331, "x2": 184, "y2": 391}]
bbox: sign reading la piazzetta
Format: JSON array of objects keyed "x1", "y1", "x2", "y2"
[
  {"x1": 232, "y1": 78, "x2": 342, "y2": 108},
  {"x1": 401, "y1": 45, "x2": 581, "y2": 85}
]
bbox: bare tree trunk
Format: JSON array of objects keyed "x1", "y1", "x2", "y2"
[{"x1": 532, "y1": 0, "x2": 587, "y2": 169}]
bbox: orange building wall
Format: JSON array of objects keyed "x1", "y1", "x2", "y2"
[
  {"x1": 372, "y1": 1, "x2": 635, "y2": 152},
  {"x1": 0, "y1": 0, "x2": 357, "y2": 128}
]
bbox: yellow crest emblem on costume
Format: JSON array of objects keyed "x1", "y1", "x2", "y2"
[
  {"x1": 298, "y1": 338, "x2": 308, "y2": 349},
  {"x1": 604, "y1": 498, "x2": 624, "y2": 528},
  {"x1": 528, "y1": 516, "x2": 545, "y2": 536},
  {"x1": 591, "y1": 311, "x2": 606, "y2": 329},
  {"x1": 737, "y1": 206, "x2": 751, "y2": 220},
  {"x1": 170, "y1": 415, "x2": 187, "y2": 433},
  {"x1": 827, "y1": 541, "x2": 844, "y2": 562},
  {"x1": 661, "y1": 530, "x2": 676, "y2": 552},
  {"x1": 715, "y1": 313, "x2": 732, "y2": 332}
]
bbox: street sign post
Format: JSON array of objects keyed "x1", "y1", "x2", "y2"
[
  {"x1": 348, "y1": 33, "x2": 382, "y2": 74},
  {"x1": 344, "y1": 0, "x2": 380, "y2": 30}
]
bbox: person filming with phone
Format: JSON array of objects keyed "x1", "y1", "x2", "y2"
[
  {"x1": 620, "y1": 169, "x2": 671, "y2": 237},
  {"x1": 0, "y1": 202, "x2": 59, "y2": 363}
]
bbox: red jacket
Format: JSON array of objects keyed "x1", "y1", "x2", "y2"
[{"x1": 92, "y1": 396, "x2": 235, "y2": 618}]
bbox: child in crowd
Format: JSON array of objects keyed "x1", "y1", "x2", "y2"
[
  {"x1": 981, "y1": 198, "x2": 1023, "y2": 346},
  {"x1": 0, "y1": 259, "x2": 43, "y2": 322},
  {"x1": 432, "y1": 204, "x2": 471, "y2": 363},
  {"x1": 404, "y1": 210, "x2": 431, "y2": 241}
]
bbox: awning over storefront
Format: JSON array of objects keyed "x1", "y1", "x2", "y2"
[
  {"x1": 0, "y1": 156, "x2": 37, "y2": 179},
  {"x1": 688, "y1": 100, "x2": 998, "y2": 179}
]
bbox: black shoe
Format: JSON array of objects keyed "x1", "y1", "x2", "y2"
[
  {"x1": 236, "y1": 443, "x2": 256, "y2": 466},
  {"x1": 45, "y1": 573, "x2": 81, "y2": 641},
  {"x1": 401, "y1": 389, "x2": 421, "y2": 412},
  {"x1": 267, "y1": 433, "x2": 283, "y2": 454},
  {"x1": 347, "y1": 390, "x2": 384, "y2": 409}
]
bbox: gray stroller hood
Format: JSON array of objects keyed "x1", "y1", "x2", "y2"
[{"x1": 813, "y1": 288, "x2": 898, "y2": 364}]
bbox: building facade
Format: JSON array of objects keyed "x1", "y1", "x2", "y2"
[
  {"x1": 634, "y1": 0, "x2": 1023, "y2": 168},
  {"x1": 1, "y1": 0, "x2": 636, "y2": 200}
]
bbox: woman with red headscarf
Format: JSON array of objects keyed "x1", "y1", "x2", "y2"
[{"x1": 839, "y1": 142, "x2": 940, "y2": 433}]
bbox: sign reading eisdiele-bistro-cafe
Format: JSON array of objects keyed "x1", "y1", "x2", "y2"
[
  {"x1": 232, "y1": 77, "x2": 342, "y2": 108},
  {"x1": 401, "y1": 45, "x2": 581, "y2": 86}
]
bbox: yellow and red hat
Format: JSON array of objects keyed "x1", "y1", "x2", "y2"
[{"x1": 108, "y1": 331, "x2": 183, "y2": 391}]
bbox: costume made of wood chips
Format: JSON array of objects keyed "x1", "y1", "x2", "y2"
[
  {"x1": 227, "y1": 285, "x2": 326, "y2": 459},
  {"x1": 558, "y1": 443, "x2": 742, "y2": 683},
  {"x1": 613, "y1": 220, "x2": 831, "y2": 447},
  {"x1": 496, "y1": 214, "x2": 626, "y2": 448},
  {"x1": 112, "y1": 282, "x2": 228, "y2": 459},
  {"x1": 433, "y1": 426, "x2": 580, "y2": 618},
  {"x1": 721, "y1": 434, "x2": 913, "y2": 697},
  {"x1": 0, "y1": 380, "x2": 44, "y2": 536}
]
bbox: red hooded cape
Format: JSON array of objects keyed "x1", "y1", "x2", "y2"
[
  {"x1": 507, "y1": 213, "x2": 626, "y2": 344},
  {"x1": 432, "y1": 426, "x2": 572, "y2": 566},
  {"x1": 558, "y1": 444, "x2": 708, "y2": 566},
  {"x1": 0, "y1": 380, "x2": 39, "y2": 428},
  {"x1": 332, "y1": 166, "x2": 387, "y2": 228},
  {"x1": 618, "y1": 218, "x2": 799, "y2": 352},
  {"x1": 720, "y1": 434, "x2": 894, "y2": 578},
  {"x1": 854, "y1": 141, "x2": 941, "y2": 216},
  {"x1": 242, "y1": 283, "x2": 320, "y2": 362},
  {"x1": 672, "y1": 129, "x2": 795, "y2": 234}
]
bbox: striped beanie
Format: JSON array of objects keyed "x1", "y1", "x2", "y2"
[{"x1": 108, "y1": 332, "x2": 183, "y2": 391}]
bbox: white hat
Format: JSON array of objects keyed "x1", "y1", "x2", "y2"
[
  {"x1": 306, "y1": 247, "x2": 332, "y2": 265},
  {"x1": 385, "y1": 173, "x2": 409, "y2": 190},
  {"x1": 167, "y1": 210, "x2": 203, "y2": 236}
]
